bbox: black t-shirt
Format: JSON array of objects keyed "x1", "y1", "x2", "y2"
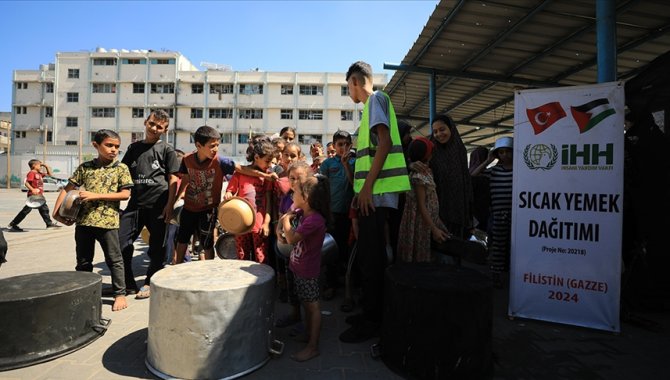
[{"x1": 122, "y1": 140, "x2": 179, "y2": 208}]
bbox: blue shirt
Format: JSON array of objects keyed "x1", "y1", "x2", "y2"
[{"x1": 320, "y1": 156, "x2": 355, "y2": 213}]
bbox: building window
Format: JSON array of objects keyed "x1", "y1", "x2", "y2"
[
  {"x1": 16, "y1": 82, "x2": 28, "y2": 90},
  {"x1": 298, "y1": 109, "x2": 323, "y2": 120},
  {"x1": 92, "y1": 108, "x2": 115, "y2": 118},
  {"x1": 66, "y1": 117, "x2": 78, "y2": 127},
  {"x1": 281, "y1": 85, "x2": 294, "y2": 95},
  {"x1": 15, "y1": 106, "x2": 27, "y2": 114},
  {"x1": 15, "y1": 131, "x2": 27, "y2": 138},
  {"x1": 68, "y1": 69, "x2": 79, "y2": 79},
  {"x1": 341, "y1": 110, "x2": 353, "y2": 121},
  {"x1": 150, "y1": 83, "x2": 175, "y2": 94},
  {"x1": 238, "y1": 134, "x2": 249, "y2": 144},
  {"x1": 42, "y1": 131, "x2": 53, "y2": 143},
  {"x1": 221, "y1": 133, "x2": 232, "y2": 144},
  {"x1": 239, "y1": 84, "x2": 263, "y2": 95},
  {"x1": 191, "y1": 84, "x2": 204, "y2": 94},
  {"x1": 92, "y1": 58, "x2": 117, "y2": 66},
  {"x1": 45, "y1": 107, "x2": 53, "y2": 118},
  {"x1": 210, "y1": 84, "x2": 233, "y2": 94},
  {"x1": 122, "y1": 58, "x2": 146, "y2": 64},
  {"x1": 299, "y1": 85, "x2": 323, "y2": 95},
  {"x1": 133, "y1": 83, "x2": 145, "y2": 94},
  {"x1": 131, "y1": 132, "x2": 144, "y2": 143},
  {"x1": 341, "y1": 85, "x2": 350, "y2": 96},
  {"x1": 45, "y1": 83, "x2": 54, "y2": 93},
  {"x1": 299, "y1": 134, "x2": 322, "y2": 145},
  {"x1": 67, "y1": 92, "x2": 79, "y2": 103},
  {"x1": 280, "y1": 109, "x2": 293, "y2": 120},
  {"x1": 65, "y1": 140, "x2": 77, "y2": 146},
  {"x1": 210, "y1": 108, "x2": 233, "y2": 119},
  {"x1": 92, "y1": 83, "x2": 116, "y2": 93},
  {"x1": 239, "y1": 109, "x2": 263, "y2": 119},
  {"x1": 151, "y1": 58, "x2": 176, "y2": 64},
  {"x1": 150, "y1": 108, "x2": 173, "y2": 118},
  {"x1": 191, "y1": 108, "x2": 203, "y2": 118},
  {"x1": 132, "y1": 108, "x2": 145, "y2": 118}
]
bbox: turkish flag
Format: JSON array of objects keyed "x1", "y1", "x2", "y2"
[{"x1": 526, "y1": 102, "x2": 567, "y2": 135}]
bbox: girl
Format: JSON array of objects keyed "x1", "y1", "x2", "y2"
[
  {"x1": 274, "y1": 161, "x2": 311, "y2": 327},
  {"x1": 280, "y1": 126, "x2": 296, "y2": 143},
  {"x1": 225, "y1": 136, "x2": 274, "y2": 264},
  {"x1": 279, "y1": 175, "x2": 331, "y2": 362},
  {"x1": 472, "y1": 137, "x2": 514, "y2": 288},
  {"x1": 398, "y1": 137, "x2": 450, "y2": 262}
]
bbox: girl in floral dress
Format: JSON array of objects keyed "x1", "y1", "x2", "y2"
[{"x1": 398, "y1": 137, "x2": 450, "y2": 262}]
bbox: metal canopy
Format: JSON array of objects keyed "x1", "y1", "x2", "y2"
[{"x1": 384, "y1": 0, "x2": 670, "y2": 150}]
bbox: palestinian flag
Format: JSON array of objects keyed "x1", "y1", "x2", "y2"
[
  {"x1": 526, "y1": 102, "x2": 567, "y2": 135},
  {"x1": 570, "y1": 98, "x2": 615, "y2": 134}
]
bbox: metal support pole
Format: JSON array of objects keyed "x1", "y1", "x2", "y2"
[
  {"x1": 596, "y1": 0, "x2": 617, "y2": 83},
  {"x1": 429, "y1": 71, "x2": 436, "y2": 133}
]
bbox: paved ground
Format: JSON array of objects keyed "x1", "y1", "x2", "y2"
[{"x1": 0, "y1": 188, "x2": 668, "y2": 380}]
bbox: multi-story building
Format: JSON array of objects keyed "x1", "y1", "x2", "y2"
[{"x1": 11, "y1": 48, "x2": 387, "y2": 159}]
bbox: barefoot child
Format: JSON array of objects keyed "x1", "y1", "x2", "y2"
[
  {"x1": 279, "y1": 175, "x2": 331, "y2": 362},
  {"x1": 53, "y1": 129, "x2": 133, "y2": 312}
]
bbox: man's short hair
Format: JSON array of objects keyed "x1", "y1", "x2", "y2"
[
  {"x1": 193, "y1": 125, "x2": 220, "y2": 146},
  {"x1": 332, "y1": 130, "x2": 352, "y2": 144},
  {"x1": 346, "y1": 61, "x2": 373, "y2": 83},
  {"x1": 147, "y1": 109, "x2": 170, "y2": 124}
]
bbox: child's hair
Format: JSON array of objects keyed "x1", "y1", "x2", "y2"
[
  {"x1": 326, "y1": 142, "x2": 334, "y2": 149},
  {"x1": 93, "y1": 129, "x2": 120, "y2": 144},
  {"x1": 299, "y1": 174, "x2": 333, "y2": 228},
  {"x1": 346, "y1": 61, "x2": 373, "y2": 83},
  {"x1": 280, "y1": 126, "x2": 296, "y2": 137},
  {"x1": 287, "y1": 160, "x2": 310, "y2": 176},
  {"x1": 146, "y1": 109, "x2": 170, "y2": 124},
  {"x1": 284, "y1": 142, "x2": 302, "y2": 156},
  {"x1": 193, "y1": 125, "x2": 220, "y2": 146},
  {"x1": 28, "y1": 159, "x2": 41, "y2": 169},
  {"x1": 408, "y1": 137, "x2": 434, "y2": 163},
  {"x1": 332, "y1": 130, "x2": 352, "y2": 144},
  {"x1": 245, "y1": 135, "x2": 274, "y2": 162}
]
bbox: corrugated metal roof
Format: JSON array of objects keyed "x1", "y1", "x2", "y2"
[{"x1": 385, "y1": 0, "x2": 670, "y2": 150}]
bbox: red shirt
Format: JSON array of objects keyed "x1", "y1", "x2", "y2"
[
  {"x1": 226, "y1": 171, "x2": 274, "y2": 233},
  {"x1": 25, "y1": 171, "x2": 44, "y2": 196},
  {"x1": 180, "y1": 154, "x2": 236, "y2": 212}
]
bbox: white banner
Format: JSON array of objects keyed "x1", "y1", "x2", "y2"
[{"x1": 509, "y1": 82, "x2": 624, "y2": 332}]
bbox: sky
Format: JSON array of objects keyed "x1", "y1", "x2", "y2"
[{"x1": 0, "y1": 0, "x2": 439, "y2": 112}]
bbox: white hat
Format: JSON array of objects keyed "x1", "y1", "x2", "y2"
[{"x1": 492, "y1": 137, "x2": 513, "y2": 157}]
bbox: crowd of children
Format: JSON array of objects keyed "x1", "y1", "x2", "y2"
[{"x1": 9, "y1": 60, "x2": 514, "y2": 362}]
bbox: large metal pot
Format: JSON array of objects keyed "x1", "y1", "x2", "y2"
[
  {"x1": 215, "y1": 232, "x2": 237, "y2": 260},
  {"x1": 59, "y1": 190, "x2": 82, "y2": 220},
  {"x1": 25, "y1": 195, "x2": 46, "y2": 209},
  {"x1": 217, "y1": 196, "x2": 256, "y2": 234}
]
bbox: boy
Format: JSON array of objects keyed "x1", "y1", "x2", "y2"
[
  {"x1": 319, "y1": 130, "x2": 355, "y2": 299},
  {"x1": 173, "y1": 125, "x2": 275, "y2": 263},
  {"x1": 117, "y1": 110, "x2": 180, "y2": 299},
  {"x1": 8, "y1": 159, "x2": 61, "y2": 231},
  {"x1": 53, "y1": 129, "x2": 133, "y2": 311},
  {"x1": 339, "y1": 61, "x2": 410, "y2": 343}
]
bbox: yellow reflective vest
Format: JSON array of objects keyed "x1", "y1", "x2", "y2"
[{"x1": 354, "y1": 91, "x2": 410, "y2": 194}]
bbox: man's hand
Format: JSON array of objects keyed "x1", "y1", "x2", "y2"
[{"x1": 357, "y1": 185, "x2": 374, "y2": 216}]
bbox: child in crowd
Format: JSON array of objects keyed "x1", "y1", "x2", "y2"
[
  {"x1": 280, "y1": 126, "x2": 296, "y2": 143},
  {"x1": 8, "y1": 159, "x2": 61, "y2": 231},
  {"x1": 397, "y1": 137, "x2": 450, "y2": 263},
  {"x1": 274, "y1": 161, "x2": 311, "y2": 327},
  {"x1": 309, "y1": 141, "x2": 324, "y2": 173},
  {"x1": 271, "y1": 136, "x2": 287, "y2": 169},
  {"x1": 472, "y1": 137, "x2": 514, "y2": 288},
  {"x1": 225, "y1": 136, "x2": 274, "y2": 264},
  {"x1": 325, "y1": 142, "x2": 336, "y2": 159},
  {"x1": 53, "y1": 129, "x2": 133, "y2": 311},
  {"x1": 279, "y1": 175, "x2": 331, "y2": 362},
  {"x1": 319, "y1": 130, "x2": 355, "y2": 299},
  {"x1": 173, "y1": 126, "x2": 272, "y2": 264},
  {"x1": 118, "y1": 110, "x2": 180, "y2": 299}
]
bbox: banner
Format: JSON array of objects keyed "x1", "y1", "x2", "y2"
[{"x1": 509, "y1": 82, "x2": 624, "y2": 332}]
